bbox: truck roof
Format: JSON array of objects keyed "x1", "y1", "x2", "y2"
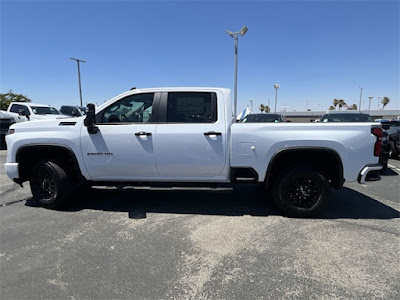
[
  {"x1": 96, "y1": 87, "x2": 231, "y2": 111},
  {"x1": 10, "y1": 102, "x2": 54, "y2": 107}
]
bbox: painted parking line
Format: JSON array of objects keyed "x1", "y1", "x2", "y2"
[{"x1": 388, "y1": 164, "x2": 400, "y2": 172}]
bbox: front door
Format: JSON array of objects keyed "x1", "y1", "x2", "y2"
[{"x1": 80, "y1": 92, "x2": 159, "y2": 180}]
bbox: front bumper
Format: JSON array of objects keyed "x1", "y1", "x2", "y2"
[
  {"x1": 5, "y1": 162, "x2": 19, "y2": 182},
  {"x1": 358, "y1": 164, "x2": 383, "y2": 184}
]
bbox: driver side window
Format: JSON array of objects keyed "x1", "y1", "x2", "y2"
[{"x1": 101, "y1": 93, "x2": 154, "y2": 124}]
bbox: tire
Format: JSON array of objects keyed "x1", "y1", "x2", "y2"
[
  {"x1": 389, "y1": 141, "x2": 399, "y2": 159},
  {"x1": 30, "y1": 160, "x2": 73, "y2": 209},
  {"x1": 272, "y1": 166, "x2": 330, "y2": 218},
  {"x1": 381, "y1": 161, "x2": 388, "y2": 172}
]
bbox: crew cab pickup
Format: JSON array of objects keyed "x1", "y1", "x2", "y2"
[
  {"x1": 6, "y1": 102, "x2": 66, "y2": 123},
  {"x1": 5, "y1": 88, "x2": 383, "y2": 217}
]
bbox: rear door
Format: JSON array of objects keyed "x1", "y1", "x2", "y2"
[{"x1": 154, "y1": 91, "x2": 227, "y2": 178}]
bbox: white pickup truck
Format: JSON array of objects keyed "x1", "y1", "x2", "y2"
[
  {"x1": 6, "y1": 102, "x2": 66, "y2": 123},
  {"x1": 5, "y1": 87, "x2": 383, "y2": 217}
]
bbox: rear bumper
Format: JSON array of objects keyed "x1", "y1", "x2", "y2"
[
  {"x1": 5, "y1": 162, "x2": 19, "y2": 181},
  {"x1": 358, "y1": 164, "x2": 383, "y2": 184}
]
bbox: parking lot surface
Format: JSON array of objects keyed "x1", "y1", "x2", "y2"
[{"x1": 1, "y1": 149, "x2": 399, "y2": 299}]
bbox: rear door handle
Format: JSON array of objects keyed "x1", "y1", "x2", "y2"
[
  {"x1": 135, "y1": 131, "x2": 152, "y2": 136},
  {"x1": 204, "y1": 131, "x2": 222, "y2": 136}
]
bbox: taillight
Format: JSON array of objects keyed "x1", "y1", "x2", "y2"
[{"x1": 371, "y1": 127, "x2": 382, "y2": 157}]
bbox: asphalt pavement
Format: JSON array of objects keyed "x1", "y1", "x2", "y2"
[{"x1": 1, "y1": 149, "x2": 399, "y2": 299}]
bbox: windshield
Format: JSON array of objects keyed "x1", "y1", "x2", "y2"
[
  {"x1": 242, "y1": 114, "x2": 283, "y2": 123},
  {"x1": 31, "y1": 106, "x2": 61, "y2": 115},
  {"x1": 321, "y1": 113, "x2": 373, "y2": 122}
]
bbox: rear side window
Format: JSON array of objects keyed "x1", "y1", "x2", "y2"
[{"x1": 166, "y1": 92, "x2": 217, "y2": 123}]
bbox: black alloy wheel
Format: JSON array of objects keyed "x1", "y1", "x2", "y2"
[
  {"x1": 32, "y1": 165, "x2": 57, "y2": 200},
  {"x1": 30, "y1": 160, "x2": 72, "y2": 209},
  {"x1": 285, "y1": 177, "x2": 322, "y2": 209},
  {"x1": 273, "y1": 166, "x2": 330, "y2": 218}
]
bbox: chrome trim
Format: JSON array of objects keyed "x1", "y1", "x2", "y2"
[{"x1": 358, "y1": 164, "x2": 383, "y2": 184}]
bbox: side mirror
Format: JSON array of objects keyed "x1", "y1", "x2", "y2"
[{"x1": 84, "y1": 103, "x2": 99, "y2": 134}]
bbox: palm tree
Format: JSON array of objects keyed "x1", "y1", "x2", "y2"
[
  {"x1": 382, "y1": 97, "x2": 390, "y2": 109},
  {"x1": 338, "y1": 99, "x2": 345, "y2": 110},
  {"x1": 329, "y1": 106, "x2": 335, "y2": 110},
  {"x1": 351, "y1": 104, "x2": 357, "y2": 110},
  {"x1": 265, "y1": 106, "x2": 270, "y2": 113},
  {"x1": 259, "y1": 104, "x2": 265, "y2": 113},
  {"x1": 333, "y1": 99, "x2": 339, "y2": 110}
]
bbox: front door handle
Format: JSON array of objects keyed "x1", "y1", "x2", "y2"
[
  {"x1": 135, "y1": 131, "x2": 152, "y2": 136},
  {"x1": 204, "y1": 131, "x2": 222, "y2": 136}
]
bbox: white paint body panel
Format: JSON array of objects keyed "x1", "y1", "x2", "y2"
[
  {"x1": 231, "y1": 123, "x2": 378, "y2": 182},
  {"x1": 5, "y1": 87, "x2": 380, "y2": 185}
]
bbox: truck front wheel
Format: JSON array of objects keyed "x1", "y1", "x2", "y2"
[
  {"x1": 272, "y1": 166, "x2": 330, "y2": 218},
  {"x1": 30, "y1": 160, "x2": 72, "y2": 209}
]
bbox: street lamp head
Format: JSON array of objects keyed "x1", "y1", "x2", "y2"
[
  {"x1": 70, "y1": 57, "x2": 86, "y2": 63},
  {"x1": 239, "y1": 26, "x2": 248, "y2": 36},
  {"x1": 225, "y1": 30, "x2": 234, "y2": 37},
  {"x1": 274, "y1": 84, "x2": 280, "y2": 89}
]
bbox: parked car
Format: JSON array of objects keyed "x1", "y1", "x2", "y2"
[
  {"x1": 0, "y1": 110, "x2": 15, "y2": 147},
  {"x1": 380, "y1": 119, "x2": 400, "y2": 159},
  {"x1": 321, "y1": 112, "x2": 374, "y2": 122},
  {"x1": 6, "y1": 102, "x2": 67, "y2": 122},
  {"x1": 321, "y1": 112, "x2": 390, "y2": 171},
  {"x1": 60, "y1": 105, "x2": 87, "y2": 117},
  {"x1": 241, "y1": 113, "x2": 286, "y2": 123}
]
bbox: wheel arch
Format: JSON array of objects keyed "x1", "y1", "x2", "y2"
[
  {"x1": 16, "y1": 144, "x2": 85, "y2": 184},
  {"x1": 265, "y1": 147, "x2": 344, "y2": 190}
]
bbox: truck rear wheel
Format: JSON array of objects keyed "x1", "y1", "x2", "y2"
[
  {"x1": 30, "y1": 160, "x2": 72, "y2": 209},
  {"x1": 272, "y1": 166, "x2": 330, "y2": 218}
]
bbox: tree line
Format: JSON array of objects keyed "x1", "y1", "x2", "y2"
[
  {"x1": 255, "y1": 97, "x2": 391, "y2": 113},
  {"x1": 0, "y1": 90, "x2": 31, "y2": 110},
  {"x1": 328, "y1": 97, "x2": 390, "y2": 111}
]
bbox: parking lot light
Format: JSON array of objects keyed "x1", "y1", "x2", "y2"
[{"x1": 225, "y1": 26, "x2": 248, "y2": 118}]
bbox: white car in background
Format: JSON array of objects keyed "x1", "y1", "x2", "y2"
[{"x1": 6, "y1": 102, "x2": 67, "y2": 123}]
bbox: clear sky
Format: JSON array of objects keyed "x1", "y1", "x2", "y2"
[{"x1": 1, "y1": 0, "x2": 399, "y2": 113}]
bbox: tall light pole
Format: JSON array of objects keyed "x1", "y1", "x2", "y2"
[
  {"x1": 306, "y1": 100, "x2": 309, "y2": 111},
  {"x1": 225, "y1": 26, "x2": 248, "y2": 118},
  {"x1": 70, "y1": 58, "x2": 86, "y2": 107},
  {"x1": 378, "y1": 96, "x2": 382, "y2": 109},
  {"x1": 274, "y1": 84, "x2": 280, "y2": 113},
  {"x1": 368, "y1": 96, "x2": 373, "y2": 113},
  {"x1": 358, "y1": 86, "x2": 363, "y2": 111}
]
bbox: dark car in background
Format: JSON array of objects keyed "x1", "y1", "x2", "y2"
[
  {"x1": 0, "y1": 110, "x2": 15, "y2": 148},
  {"x1": 321, "y1": 112, "x2": 374, "y2": 123},
  {"x1": 380, "y1": 119, "x2": 400, "y2": 159},
  {"x1": 60, "y1": 105, "x2": 86, "y2": 117},
  {"x1": 321, "y1": 112, "x2": 390, "y2": 171},
  {"x1": 241, "y1": 113, "x2": 286, "y2": 123}
]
